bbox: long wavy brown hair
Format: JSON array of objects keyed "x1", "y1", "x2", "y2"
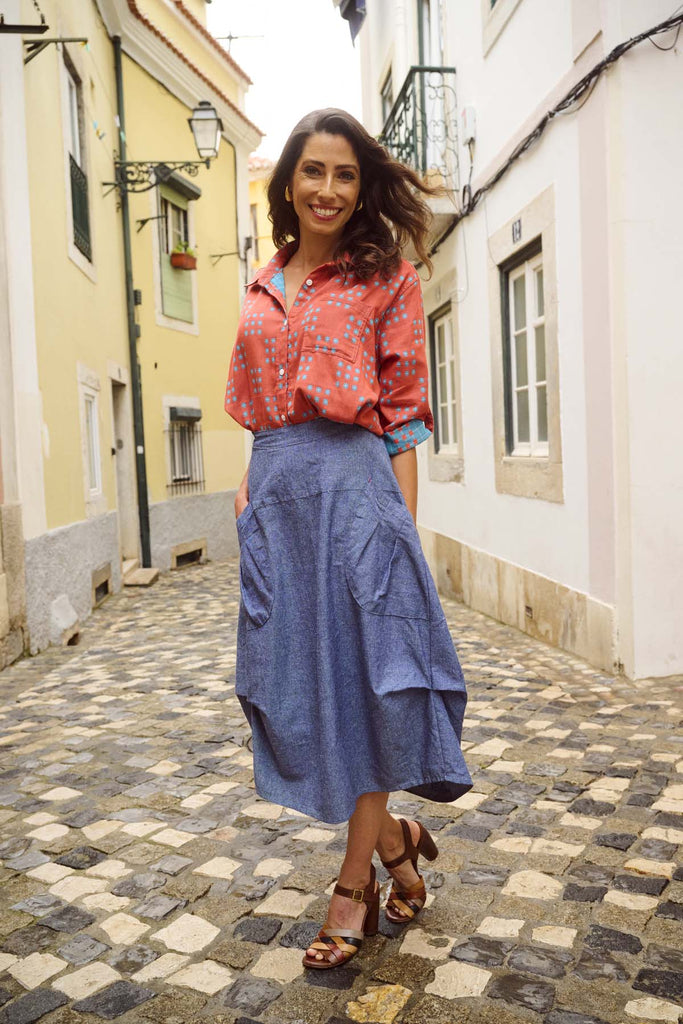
[{"x1": 267, "y1": 108, "x2": 437, "y2": 279}]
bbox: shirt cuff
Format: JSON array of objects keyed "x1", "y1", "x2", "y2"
[{"x1": 383, "y1": 418, "x2": 432, "y2": 455}]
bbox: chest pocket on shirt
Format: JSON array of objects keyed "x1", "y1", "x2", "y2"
[{"x1": 300, "y1": 302, "x2": 372, "y2": 364}]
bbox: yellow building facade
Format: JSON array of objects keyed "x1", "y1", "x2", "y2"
[
  {"x1": 0, "y1": 0, "x2": 260, "y2": 662},
  {"x1": 248, "y1": 156, "x2": 277, "y2": 272}
]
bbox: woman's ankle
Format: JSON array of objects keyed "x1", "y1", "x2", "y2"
[
  {"x1": 376, "y1": 816, "x2": 405, "y2": 858},
  {"x1": 337, "y1": 870, "x2": 372, "y2": 891}
]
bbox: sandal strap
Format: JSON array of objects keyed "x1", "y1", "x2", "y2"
[
  {"x1": 333, "y1": 863, "x2": 376, "y2": 903},
  {"x1": 381, "y1": 819, "x2": 418, "y2": 870},
  {"x1": 305, "y1": 930, "x2": 362, "y2": 966},
  {"x1": 317, "y1": 926, "x2": 365, "y2": 942},
  {"x1": 388, "y1": 876, "x2": 426, "y2": 900},
  {"x1": 386, "y1": 893, "x2": 425, "y2": 919}
]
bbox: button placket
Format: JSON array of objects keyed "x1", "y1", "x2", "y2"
[{"x1": 277, "y1": 307, "x2": 289, "y2": 424}]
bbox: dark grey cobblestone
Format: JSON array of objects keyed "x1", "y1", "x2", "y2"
[
  {"x1": 0, "y1": 559, "x2": 680, "y2": 1023},
  {"x1": 0, "y1": 989, "x2": 67, "y2": 1024}
]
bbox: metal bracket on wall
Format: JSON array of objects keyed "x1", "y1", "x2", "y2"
[
  {"x1": 135, "y1": 214, "x2": 166, "y2": 234},
  {"x1": 209, "y1": 251, "x2": 240, "y2": 266},
  {"x1": 23, "y1": 36, "x2": 88, "y2": 65}
]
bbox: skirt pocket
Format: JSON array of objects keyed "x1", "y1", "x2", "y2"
[
  {"x1": 237, "y1": 504, "x2": 274, "y2": 629},
  {"x1": 344, "y1": 490, "x2": 430, "y2": 620}
]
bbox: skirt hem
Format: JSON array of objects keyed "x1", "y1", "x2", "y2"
[{"x1": 248, "y1": 761, "x2": 472, "y2": 825}]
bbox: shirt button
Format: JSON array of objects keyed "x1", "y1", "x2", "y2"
[
  {"x1": 306, "y1": 278, "x2": 313, "y2": 287},
  {"x1": 278, "y1": 367, "x2": 285, "y2": 377},
  {"x1": 280, "y1": 414, "x2": 286, "y2": 421}
]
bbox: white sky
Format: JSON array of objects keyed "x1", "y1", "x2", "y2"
[{"x1": 206, "y1": 0, "x2": 364, "y2": 160}]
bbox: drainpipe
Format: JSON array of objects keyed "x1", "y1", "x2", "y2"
[{"x1": 113, "y1": 35, "x2": 151, "y2": 568}]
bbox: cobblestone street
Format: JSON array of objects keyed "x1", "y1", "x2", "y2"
[{"x1": 0, "y1": 559, "x2": 681, "y2": 1024}]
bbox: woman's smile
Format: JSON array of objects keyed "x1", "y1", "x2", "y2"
[{"x1": 310, "y1": 204, "x2": 343, "y2": 221}]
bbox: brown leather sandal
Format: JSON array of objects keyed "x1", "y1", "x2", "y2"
[
  {"x1": 302, "y1": 864, "x2": 380, "y2": 969},
  {"x1": 381, "y1": 818, "x2": 438, "y2": 923}
]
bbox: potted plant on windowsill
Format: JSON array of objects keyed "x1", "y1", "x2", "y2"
[{"x1": 170, "y1": 241, "x2": 197, "y2": 270}]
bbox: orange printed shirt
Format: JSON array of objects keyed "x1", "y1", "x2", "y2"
[{"x1": 224, "y1": 243, "x2": 434, "y2": 454}]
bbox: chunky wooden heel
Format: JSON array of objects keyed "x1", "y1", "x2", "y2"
[
  {"x1": 381, "y1": 818, "x2": 439, "y2": 924},
  {"x1": 418, "y1": 824, "x2": 439, "y2": 862},
  {"x1": 303, "y1": 864, "x2": 380, "y2": 970}
]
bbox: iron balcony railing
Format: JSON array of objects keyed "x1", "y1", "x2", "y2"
[
  {"x1": 69, "y1": 153, "x2": 92, "y2": 261},
  {"x1": 379, "y1": 66, "x2": 459, "y2": 193}
]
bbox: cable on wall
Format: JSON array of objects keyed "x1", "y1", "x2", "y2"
[{"x1": 429, "y1": 9, "x2": 683, "y2": 257}]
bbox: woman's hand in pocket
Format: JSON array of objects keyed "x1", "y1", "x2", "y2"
[{"x1": 235, "y1": 466, "x2": 250, "y2": 520}]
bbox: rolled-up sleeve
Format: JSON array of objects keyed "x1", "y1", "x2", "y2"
[{"x1": 376, "y1": 268, "x2": 434, "y2": 455}]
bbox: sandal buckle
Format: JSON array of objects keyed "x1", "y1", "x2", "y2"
[{"x1": 350, "y1": 887, "x2": 365, "y2": 902}]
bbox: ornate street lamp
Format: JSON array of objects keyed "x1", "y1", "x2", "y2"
[
  {"x1": 188, "y1": 100, "x2": 223, "y2": 160},
  {"x1": 105, "y1": 100, "x2": 224, "y2": 195}
]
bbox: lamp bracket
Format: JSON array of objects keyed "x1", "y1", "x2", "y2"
[{"x1": 103, "y1": 158, "x2": 210, "y2": 196}]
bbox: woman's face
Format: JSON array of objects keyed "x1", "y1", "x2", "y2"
[{"x1": 289, "y1": 132, "x2": 361, "y2": 244}]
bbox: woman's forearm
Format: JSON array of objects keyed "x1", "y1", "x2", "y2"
[
  {"x1": 235, "y1": 464, "x2": 250, "y2": 519},
  {"x1": 389, "y1": 447, "x2": 418, "y2": 522}
]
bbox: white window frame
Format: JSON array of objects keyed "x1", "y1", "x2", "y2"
[
  {"x1": 59, "y1": 48, "x2": 96, "y2": 281},
  {"x1": 380, "y1": 69, "x2": 394, "y2": 125},
  {"x1": 150, "y1": 190, "x2": 199, "y2": 335},
  {"x1": 160, "y1": 195, "x2": 189, "y2": 255},
  {"x1": 84, "y1": 392, "x2": 102, "y2": 493},
  {"x1": 66, "y1": 68, "x2": 82, "y2": 166},
  {"x1": 432, "y1": 308, "x2": 460, "y2": 455},
  {"x1": 507, "y1": 251, "x2": 548, "y2": 457},
  {"x1": 77, "y1": 363, "x2": 106, "y2": 517},
  {"x1": 162, "y1": 397, "x2": 205, "y2": 496}
]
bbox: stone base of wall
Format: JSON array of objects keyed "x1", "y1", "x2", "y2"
[
  {"x1": 0, "y1": 502, "x2": 27, "y2": 669},
  {"x1": 24, "y1": 511, "x2": 121, "y2": 656},
  {"x1": 419, "y1": 526, "x2": 616, "y2": 674},
  {"x1": 150, "y1": 490, "x2": 238, "y2": 571}
]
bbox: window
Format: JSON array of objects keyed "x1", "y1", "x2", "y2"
[
  {"x1": 487, "y1": 186, "x2": 562, "y2": 502},
  {"x1": 481, "y1": 0, "x2": 523, "y2": 54},
  {"x1": 418, "y1": 0, "x2": 443, "y2": 64},
  {"x1": 504, "y1": 247, "x2": 547, "y2": 457},
  {"x1": 84, "y1": 393, "x2": 101, "y2": 493},
  {"x1": 380, "y1": 70, "x2": 393, "y2": 125},
  {"x1": 430, "y1": 307, "x2": 460, "y2": 454},
  {"x1": 64, "y1": 55, "x2": 91, "y2": 261},
  {"x1": 159, "y1": 185, "x2": 193, "y2": 323},
  {"x1": 166, "y1": 407, "x2": 205, "y2": 496}
]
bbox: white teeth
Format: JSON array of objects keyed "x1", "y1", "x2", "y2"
[{"x1": 311, "y1": 206, "x2": 339, "y2": 218}]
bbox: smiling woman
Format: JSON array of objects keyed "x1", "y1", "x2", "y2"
[{"x1": 224, "y1": 107, "x2": 472, "y2": 973}]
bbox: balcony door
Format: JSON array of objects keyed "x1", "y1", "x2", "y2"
[
  {"x1": 418, "y1": 0, "x2": 443, "y2": 65},
  {"x1": 416, "y1": 0, "x2": 450, "y2": 182}
]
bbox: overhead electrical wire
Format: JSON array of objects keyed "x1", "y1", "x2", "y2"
[{"x1": 430, "y1": 9, "x2": 683, "y2": 257}]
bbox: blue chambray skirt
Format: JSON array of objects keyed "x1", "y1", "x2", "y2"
[{"x1": 235, "y1": 418, "x2": 472, "y2": 824}]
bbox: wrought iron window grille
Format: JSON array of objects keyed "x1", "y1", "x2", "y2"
[
  {"x1": 166, "y1": 418, "x2": 205, "y2": 496},
  {"x1": 70, "y1": 153, "x2": 92, "y2": 261},
  {"x1": 379, "y1": 66, "x2": 459, "y2": 194}
]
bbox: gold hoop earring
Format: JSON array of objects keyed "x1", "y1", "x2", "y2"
[
  {"x1": 356, "y1": 200, "x2": 363, "y2": 212},
  {"x1": 285, "y1": 186, "x2": 292, "y2": 202}
]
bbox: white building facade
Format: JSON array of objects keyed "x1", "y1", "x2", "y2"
[{"x1": 358, "y1": 0, "x2": 683, "y2": 681}]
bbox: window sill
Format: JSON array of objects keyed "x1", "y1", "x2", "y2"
[
  {"x1": 496, "y1": 455, "x2": 563, "y2": 503},
  {"x1": 68, "y1": 238, "x2": 97, "y2": 284},
  {"x1": 428, "y1": 451, "x2": 464, "y2": 484},
  {"x1": 155, "y1": 310, "x2": 199, "y2": 335}
]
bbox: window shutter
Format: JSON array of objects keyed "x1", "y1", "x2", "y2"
[{"x1": 161, "y1": 257, "x2": 193, "y2": 322}]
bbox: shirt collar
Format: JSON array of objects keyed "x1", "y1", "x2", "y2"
[{"x1": 247, "y1": 242, "x2": 352, "y2": 290}]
